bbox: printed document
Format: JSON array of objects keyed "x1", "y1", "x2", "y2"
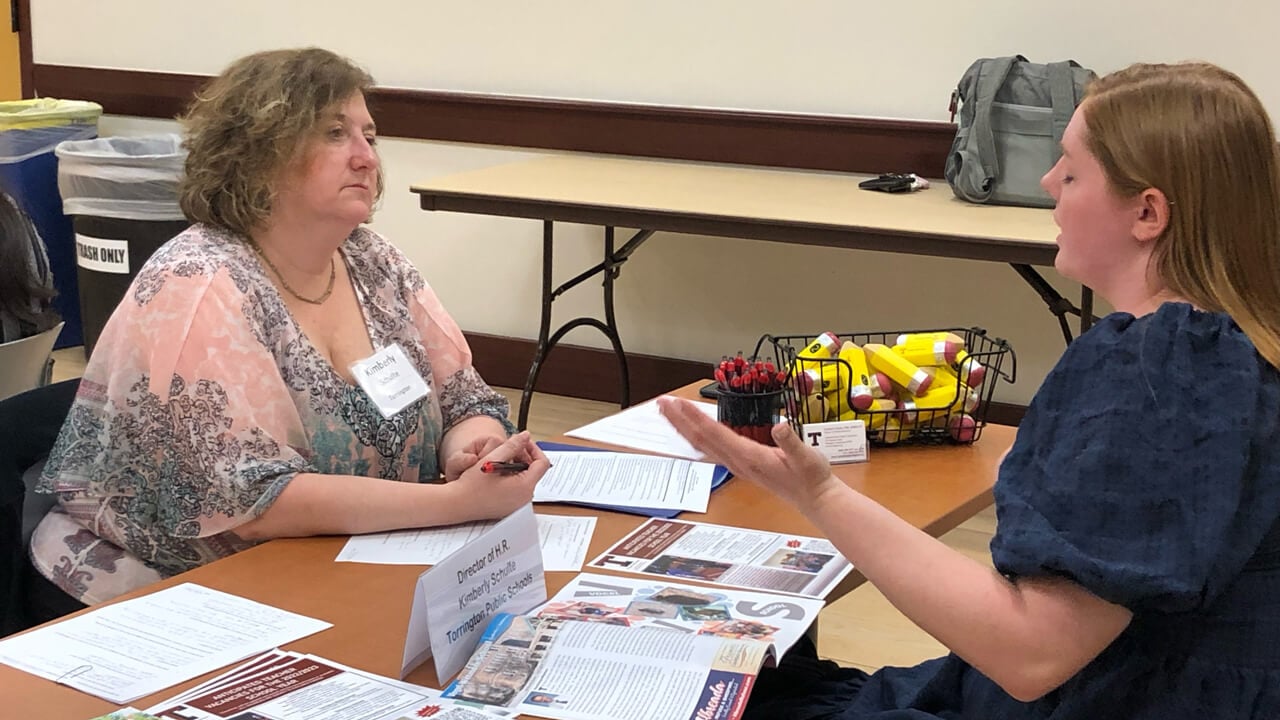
[
  {"x1": 0, "y1": 583, "x2": 331, "y2": 704},
  {"x1": 535, "y1": 451, "x2": 715, "y2": 512},
  {"x1": 144, "y1": 650, "x2": 512, "y2": 719},
  {"x1": 564, "y1": 397, "x2": 717, "y2": 460},
  {"x1": 336, "y1": 513, "x2": 596, "y2": 572}
]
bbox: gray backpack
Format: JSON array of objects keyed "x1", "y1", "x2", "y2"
[{"x1": 945, "y1": 56, "x2": 1097, "y2": 208}]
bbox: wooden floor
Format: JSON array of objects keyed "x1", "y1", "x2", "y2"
[{"x1": 49, "y1": 347, "x2": 995, "y2": 673}]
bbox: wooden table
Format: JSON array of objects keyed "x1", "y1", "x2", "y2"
[
  {"x1": 411, "y1": 154, "x2": 1088, "y2": 428},
  {"x1": 3, "y1": 382, "x2": 1012, "y2": 719}
]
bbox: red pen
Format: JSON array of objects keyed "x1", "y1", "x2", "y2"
[
  {"x1": 481, "y1": 461, "x2": 530, "y2": 474},
  {"x1": 714, "y1": 367, "x2": 729, "y2": 390}
]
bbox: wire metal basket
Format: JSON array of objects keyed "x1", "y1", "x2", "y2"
[{"x1": 751, "y1": 327, "x2": 1016, "y2": 446}]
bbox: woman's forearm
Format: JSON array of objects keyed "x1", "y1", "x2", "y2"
[
  {"x1": 798, "y1": 483, "x2": 1130, "y2": 701},
  {"x1": 233, "y1": 472, "x2": 477, "y2": 541}
]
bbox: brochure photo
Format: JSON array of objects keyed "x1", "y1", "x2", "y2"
[
  {"x1": 443, "y1": 612, "x2": 771, "y2": 720},
  {"x1": 533, "y1": 573, "x2": 824, "y2": 656},
  {"x1": 587, "y1": 518, "x2": 854, "y2": 598}
]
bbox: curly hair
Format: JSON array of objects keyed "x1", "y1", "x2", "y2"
[{"x1": 178, "y1": 47, "x2": 382, "y2": 236}]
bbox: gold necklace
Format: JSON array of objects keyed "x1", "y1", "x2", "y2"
[{"x1": 247, "y1": 239, "x2": 336, "y2": 305}]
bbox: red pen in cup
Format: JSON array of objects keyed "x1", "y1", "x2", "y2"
[{"x1": 481, "y1": 460, "x2": 530, "y2": 475}]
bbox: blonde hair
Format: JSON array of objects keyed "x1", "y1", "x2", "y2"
[
  {"x1": 1083, "y1": 62, "x2": 1280, "y2": 369},
  {"x1": 178, "y1": 47, "x2": 383, "y2": 236}
]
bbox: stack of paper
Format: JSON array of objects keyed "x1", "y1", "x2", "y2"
[
  {"x1": 535, "y1": 449, "x2": 718, "y2": 513},
  {"x1": 537, "y1": 442, "x2": 732, "y2": 518}
]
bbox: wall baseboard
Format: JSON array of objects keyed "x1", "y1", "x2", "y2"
[{"x1": 463, "y1": 332, "x2": 1025, "y2": 426}]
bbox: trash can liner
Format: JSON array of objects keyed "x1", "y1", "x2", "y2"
[
  {"x1": 55, "y1": 135, "x2": 187, "y2": 222},
  {"x1": 0, "y1": 99, "x2": 103, "y2": 164}
]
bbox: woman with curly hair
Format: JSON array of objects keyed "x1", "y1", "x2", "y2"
[{"x1": 26, "y1": 48, "x2": 548, "y2": 624}]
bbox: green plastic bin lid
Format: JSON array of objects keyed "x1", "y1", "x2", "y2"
[{"x1": 0, "y1": 98, "x2": 103, "y2": 131}]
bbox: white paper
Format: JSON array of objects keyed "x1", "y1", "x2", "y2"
[
  {"x1": 338, "y1": 513, "x2": 596, "y2": 572},
  {"x1": 0, "y1": 583, "x2": 331, "y2": 704},
  {"x1": 564, "y1": 397, "x2": 718, "y2": 460},
  {"x1": 535, "y1": 451, "x2": 714, "y2": 512}
]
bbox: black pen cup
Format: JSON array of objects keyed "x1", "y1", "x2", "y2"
[{"x1": 717, "y1": 389, "x2": 784, "y2": 446}]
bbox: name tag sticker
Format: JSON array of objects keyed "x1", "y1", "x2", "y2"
[{"x1": 350, "y1": 343, "x2": 430, "y2": 418}]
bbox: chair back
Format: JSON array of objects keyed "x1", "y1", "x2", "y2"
[{"x1": 0, "y1": 322, "x2": 65, "y2": 402}]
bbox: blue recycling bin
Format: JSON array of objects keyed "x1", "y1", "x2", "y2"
[{"x1": 0, "y1": 99, "x2": 103, "y2": 349}]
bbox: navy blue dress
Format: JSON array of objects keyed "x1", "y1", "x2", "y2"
[{"x1": 745, "y1": 304, "x2": 1280, "y2": 719}]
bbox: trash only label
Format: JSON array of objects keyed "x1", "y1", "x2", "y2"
[{"x1": 76, "y1": 234, "x2": 130, "y2": 274}]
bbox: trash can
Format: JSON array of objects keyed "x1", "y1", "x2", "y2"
[
  {"x1": 55, "y1": 134, "x2": 189, "y2": 357},
  {"x1": 0, "y1": 99, "x2": 103, "y2": 349}
]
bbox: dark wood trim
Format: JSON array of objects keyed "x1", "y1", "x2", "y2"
[
  {"x1": 983, "y1": 401, "x2": 1024, "y2": 427},
  {"x1": 463, "y1": 332, "x2": 711, "y2": 408},
  {"x1": 31, "y1": 65, "x2": 208, "y2": 118},
  {"x1": 464, "y1": 331, "x2": 1024, "y2": 427},
  {"x1": 15, "y1": 0, "x2": 32, "y2": 98},
  {"x1": 30, "y1": 63, "x2": 956, "y2": 177}
]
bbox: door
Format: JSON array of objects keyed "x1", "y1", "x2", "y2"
[{"x1": 0, "y1": 0, "x2": 21, "y2": 99}]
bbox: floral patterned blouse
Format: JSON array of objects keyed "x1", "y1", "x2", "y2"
[{"x1": 31, "y1": 224, "x2": 512, "y2": 605}]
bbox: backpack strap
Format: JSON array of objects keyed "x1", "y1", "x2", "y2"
[
  {"x1": 1046, "y1": 61, "x2": 1081, "y2": 150},
  {"x1": 956, "y1": 55, "x2": 1020, "y2": 202}
]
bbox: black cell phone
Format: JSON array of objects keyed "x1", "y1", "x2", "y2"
[{"x1": 698, "y1": 381, "x2": 720, "y2": 399}]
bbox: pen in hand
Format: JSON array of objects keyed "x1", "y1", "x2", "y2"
[{"x1": 481, "y1": 461, "x2": 530, "y2": 475}]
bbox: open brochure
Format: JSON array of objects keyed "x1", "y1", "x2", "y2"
[
  {"x1": 142, "y1": 650, "x2": 513, "y2": 720},
  {"x1": 588, "y1": 518, "x2": 854, "y2": 598},
  {"x1": 441, "y1": 574, "x2": 826, "y2": 720}
]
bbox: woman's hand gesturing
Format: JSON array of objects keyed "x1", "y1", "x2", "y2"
[{"x1": 657, "y1": 396, "x2": 843, "y2": 514}]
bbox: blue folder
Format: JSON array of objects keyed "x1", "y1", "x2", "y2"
[{"x1": 536, "y1": 441, "x2": 733, "y2": 518}]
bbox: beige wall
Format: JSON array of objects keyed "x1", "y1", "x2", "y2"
[
  {"x1": 49, "y1": 2, "x2": 1269, "y2": 404},
  {"x1": 30, "y1": 2, "x2": 1280, "y2": 120}
]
